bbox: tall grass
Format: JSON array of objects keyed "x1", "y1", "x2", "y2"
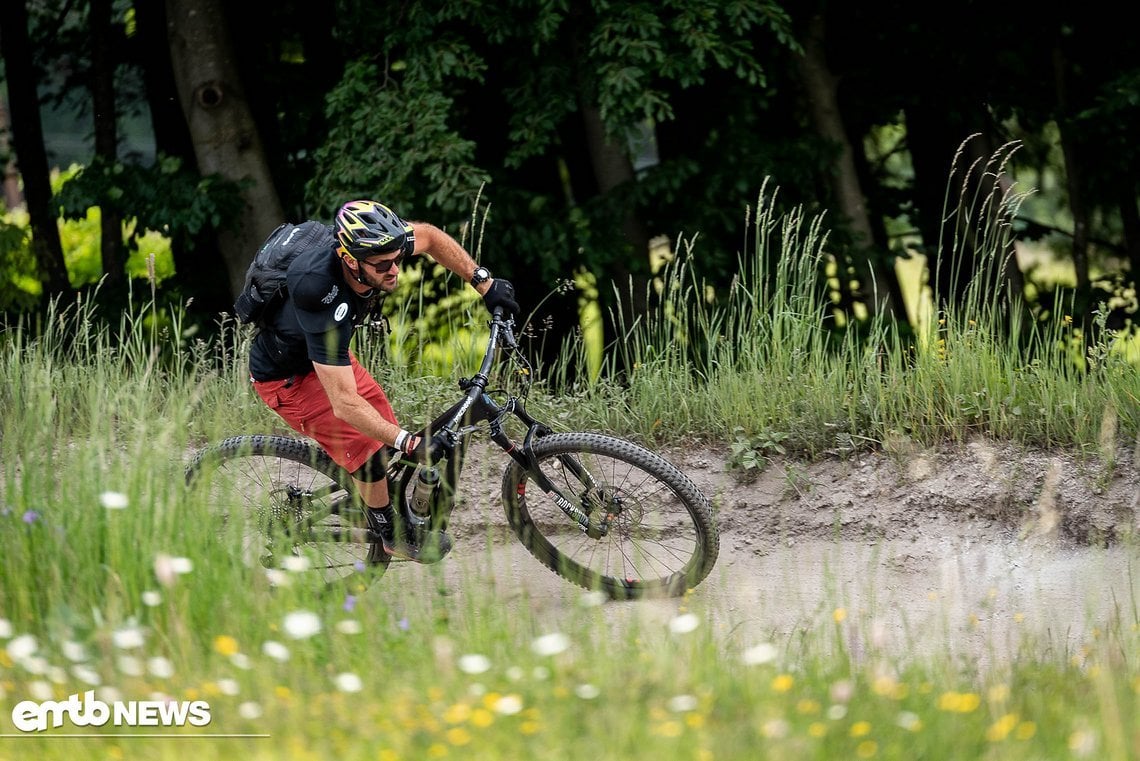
[{"x1": 569, "y1": 164, "x2": 1138, "y2": 459}]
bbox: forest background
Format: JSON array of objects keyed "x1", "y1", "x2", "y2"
[{"x1": 1, "y1": 0, "x2": 1139, "y2": 375}]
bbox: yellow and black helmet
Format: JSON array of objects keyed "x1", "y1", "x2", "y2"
[{"x1": 334, "y1": 200, "x2": 413, "y2": 258}]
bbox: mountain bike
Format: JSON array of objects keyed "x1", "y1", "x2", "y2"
[{"x1": 185, "y1": 309, "x2": 719, "y2": 600}]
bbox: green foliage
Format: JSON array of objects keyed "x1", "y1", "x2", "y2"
[
  {"x1": 55, "y1": 155, "x2": 247, "y2": 252},
  {"x1": 0, "y1": 212, "x2": 36, "y2": 311},
  {"x1": 728, "y1": 426, "x2": 789, "y2": 474}
]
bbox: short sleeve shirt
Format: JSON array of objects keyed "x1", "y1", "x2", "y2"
[{"x1": 248, "y1": 244, "x2": 381, "y2": 381}]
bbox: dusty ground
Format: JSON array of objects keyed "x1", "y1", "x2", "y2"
[{"x1": 376, "y1": 436, "x2": 1140, "y2": 664}]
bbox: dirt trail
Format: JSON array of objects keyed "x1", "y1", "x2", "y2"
[{"x1": 371, "y1": 437, "x2": 1140, "y2": 663}]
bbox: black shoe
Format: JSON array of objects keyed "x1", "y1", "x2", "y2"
[{"x1": 366, "y1": 507, "x2": 453, "y2": 563}]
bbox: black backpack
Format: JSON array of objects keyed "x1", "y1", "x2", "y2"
[{"x1": 233, "y1": 221, "x2": 336, "y2": 325}]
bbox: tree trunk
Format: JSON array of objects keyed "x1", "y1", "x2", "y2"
[
  {"x1": 1120, "y1": 194, "x2": 1140, "y2": 288},
  {"x1": 1052, "y1": 46, "x2": 1091, "y2": 315},
  {"x1": 0, "y1": 0, "x2": 71, "y2": 297},
  {"x1": 90, "y1": 0, "x2": 124, "y2": 287},
  {"x1": 165, "y1": 0, "x2": 284, "y2": 299},
  {"x1": 133, "y1": 0, "x2": 232, "y2": 316},
  {"x1": 579, "y1": 101, "x2": 650, "y2": 318},
  {"x1": 796, "y1": 12, "x2": 904, "y2": 322},
  {"x1": 0, "y1": 98, "x2": 22, "y2": 209}
]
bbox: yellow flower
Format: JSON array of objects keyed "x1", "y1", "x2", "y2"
[
  {"x1": 833, "y1": 608, "x2": 847, "y2": 623},
  {"x1": 796, "y1": 699, "x2": 821, "y2": 715},
  {"x1": 470, "y1": 709, "x2": 494, "y2": 728},
  {"x1": 850, "y1": 721, "x2": 872, "y2": 737},
  {"x1": 443, "y1": 703, "x2": 471, "y2": 724},
  {"x1": 988, "y1": 684, "x2": 1010, "y2": 704},
  {"x1": 445, "y1": 727, "x2": 471, "y2": 746},
  {"x1": 986, "y1": 713, "x2": 1019, "y2": 742},
  {"x1": 1015, "y1": 721, "x2": 1036, "y2": 740},
  {"x1": 937, "y1": 691, "x2": 980, "y2": 713},
  {"x1": 378, "y1": 750, "x2": 399, "y2": 761},
  {"x1": 427, "y1": 743, "x2": 448, "y2": 758},
  {"x1": 519, "y1": 721, "x2": 541, "y2": 735},
  {"x1": 653, "y1": 721, "x2": 683, "y2": 738},
  {"x1": 275, "y1": 685, "x2": 292, "y2": 701},
  {"x1": 771, "y1": 674, "x2": 794, "y2": 693},
  {"x1": 213, "y1": 635, "x2": 240, "y2": 656},
  {"x1": 808, "y1": 722, "x2": 827, "y2": 738},
  {"x1": 856, "y1": 740, "x2": 878, "y2": 758}
]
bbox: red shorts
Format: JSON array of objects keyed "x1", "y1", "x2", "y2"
[{"x1": 252, "y1": 354, "x2": 396, "y2": 474}]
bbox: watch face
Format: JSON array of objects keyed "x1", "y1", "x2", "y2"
[{"x1": 472, "y1": 267, "x2": 491, "y2": 284}]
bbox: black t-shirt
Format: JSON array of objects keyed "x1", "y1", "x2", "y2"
[{"x1": 248, "y1": 244, "x2": 381, "y2": 381}]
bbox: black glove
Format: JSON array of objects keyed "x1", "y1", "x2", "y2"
[
  {"x1": 482, "y1": 278, "x2": 519, "y2": 319},
  {"x1": 408, "y1": 430, "x2": 452, "y2": 464}
]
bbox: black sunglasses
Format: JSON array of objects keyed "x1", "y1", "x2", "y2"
[{"x1": 359, "y1": 250, "x2": 406, "y2": 273}]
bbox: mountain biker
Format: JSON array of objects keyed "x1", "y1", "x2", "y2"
[{"x1": 247, "y1": 199, "x2": 519, "y2": 561}]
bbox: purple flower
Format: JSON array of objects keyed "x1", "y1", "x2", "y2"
[
  {"x1": 343, "y1": 595, "x2": 357, "y2": 613},
  {"x1": 397, "y1": 617, "x2": 410, "y2": 631},
  {"x1": 22, "y1": 510, "x2": 39, "y2": 524},
  {"x1": 353, "y1": 561, "x2": 367, "y2": 573}
]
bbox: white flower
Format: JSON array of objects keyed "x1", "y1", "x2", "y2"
[
  {"x1": 668, "y1": 613, "x2": 700, "y2": 635},
  {"x1": 530, "y1": 632, "x2": 570, "y2": 657},
  {"x1": 116, "y1": 656, "x2": 143, "y2": 676},
  {"x1": 280, "y1": 556, "x2": 311, "y2": 572},
  {"x1": 28, "y1": 680, "x2": 53, "y2": 701},
  {"x1": 578, "y1": 591, "x2": 607, "y2": 608},
  {"x1": 741, "y1": 643, "x2": 778, "y2": 666},
  {"x1": 238, "y1": 701, "x2": 263, "y2": 720},
  {"x1": 334, "y1": 672, "x2": 363, "y2": 693},
  {"x1": 335, "y1": 620, "x2": 363, "y2": 635},
  {"x1": 827, "y1": 704, "x2": 848, "y2": 720},
  {"x1": 896, "y1": 711, "x2": 921, "y2": 731},
  {"x1": 282, "y1": 611, "x2": 321, "y2": 639},
  {"x1": 72, "y1": 665, "x2": 102, "y2": 686},
  {"x1": 531, "y1": 666, "x2": 550, "y2": 681},
  {"x1": 668, "y1": 694, "x2": 699, "y2": 713},
  {"x1": 264, "y1": 569, "x2": 291, "y2": 587},
  {"x1": 153, "y1": 554, "x2": 192, "y2": 586},
  {"x1": 141, "y1": 591, "x2": 163, "y2": 607},
  {"x1": 100, "y1": 492, "x2": 129, "y2": 510},
  {"x1": 493, "y1": 694, "x2": 523, "y2": 715},
  {"x1": 262, "y1": 641, "x2": 290, "y2": 661},
  {"x1": 217, "y1": 678, "x2": 240, "y2": 696},
  {"x1": 97, "y1": 687, "x2": 122, "y2": 704},
  {"x1": 575, "y1": 684, "x2": 600, "y2": 700},
  {"x1": 147, "y1": 656, "x2": 175, "y2": 679},
  {"x1": 112, "y1": 626, "x2": 146, "y2": 650},
  {"x1": 457, "y1": 654, "x2": 492, "y2": 675},
  {"x1": 47, "y1": 665, "x2": 66, "y2": 683},
  {"x1": 6, "y1": 634, "x2": 37, "y2": 661},
  {"x1": 506, "y1": 666, "x2": 524, "y2": 682},
  {"x1": 170, "y1": 557, "x2": 194, "y2": 574},
  {"x1": 0, "y1": 618, "x2": 13, "y2": 638},
  {"x1": 62, "y1": 641, "x2": 88, "y2": 663},
  {"x1": 229, "y1": 652, "x2": 252, "y2": 670}
]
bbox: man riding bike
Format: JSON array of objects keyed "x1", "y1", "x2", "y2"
[{"x1": 246, "y1": 199, "x2": 519, "y2": 561}]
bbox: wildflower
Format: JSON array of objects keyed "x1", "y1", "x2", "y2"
[
  {"x1": 343, "y1": 595, "x2": 357, "y2": 613},
  {"x1": 493, "y1": 694, "x2": 523, "y2": 715},
  {"x1": 154, "y1": 554, "x2": 193, "y2": 586},
  {"x1": 28, "y1": 681, "x2": 53, "y2": 701},
  {"x1": 531, "y1": 632, "x2": 570, "y2": 656},
  {"x1": 668, "y1": 695, "x2": 698, "y2": 713},
  {"x1": 0, "y1": 618, "x2": 12, "y2": 638},
  {"x1": 1015, "y1": 721, "x2": 1036, "y2": 740},
  {"x1": 262, "y1": 641, "x2": 290, "y2": 661},
  {"x1": 850, "y1": 721, "x2": 872, "y2": 737},
  {"x1": 147, "y1": 657, "x2": 175, "y2": 679},
  {"x1": 808, "y1": 722, "x2": 827, "y2": 737},
  {"x1": 141, "y1": 591, "x2": 163, "y2": 607},
  {"x1": 238, "y1": 701, "x2": 263, "y2": 720},
  {"x1": 771, "y1": 674, "x2": 794, "y2": 693},
  {"x1": 986, "y1": 713, "x2": 1019, "y2": 742},
  {"x1": 830, "y1": 679, "x2": 854, "y2": 703},
  {"x1": 264, "y1": 569, "x2": 291, "y2": 587},
  {"x1": 397, "y1": 617, "x2": 410, "y2": 631},
  {"x1": 856, "y1": 740, "x2": 877, "y2": 758},
  {"x1": 217, "y1": 678, "x2": 240, "y2": 696},
  {"x1": 833, "y1": 608, "x2": 847, "y2": 623},
  {"x1": 444, "y1": 703, "x2": 472, "y2": 724},
  {"x1": 116, "y1": 656, "x2": 143, "y2": 676},
  {"x1": 72, "y1": 665, "x2": 101, "y2": 686},
  {"x1": 336, "y1": 620, "x2": 363, "y2": 635},
  {"x1": 22, "y1": 510, "x2": 39, "y2": 524},
  {"x1": 575, "y1": 684, "x2": 600, "y2": 700},
  {"x1": 827, "y1": 705, "x2": 848, "y2": 720},
  {"x1": 280, "y1": 556, "x2": 311, "y2": 572},
  {"x1": 100, "y1": 492, "x2": 129, "y2": 510},
  {"x1": 112, "y1": 626, "x2": 146, "y2": 650},
  {"x1": 213, "y1": 635, "x2": 240, "y2": 656},
  {"x1": 895, "y1": 712, "x2": 922, "y2": 731},
  {"x1": 334, "y1": 673, "x2": 363, "y2": 693},
  {"x1": 6, "y1": 634, "x2": 37, "y2": 662},
  {"x1": 230, "y1": 652, "x2": 252, "y2": 670},
  {"x1": 282, "y1": 611, "x2": 321, "y2": 639},
  {"x1": 62, "y1": 641, "x2": 88, "y2": 662},
  {"x1": 668, "y1": 613, "x2": 699, "y2": 635},
  {"x1": 1068, "y1": 729, "x2": 1097, "y2": 757},
  {"x1": 760, "y1": 719, "x2": 789, "y2": 739},
  {"x1": 741, "y1": 642, "x2": 778, "y2": 666},
  {"x1": 653, "y1": 721, "x2": 683, "y2": 738},
  {"x1": 937, "y1": 691, "x2": 980, "y2": 713},
  {"x1": 471, "y1": 708, "x2": 494, "y2": 728},
  {"x1": 446, "y1": 727, "x2": 472, "y2": 746},
  {"x1": 796, "y1": 699, "x2": 821, "y2": 715},
  {"x1": 458, "y1": 655, "x2": 491, "y2": 675}
]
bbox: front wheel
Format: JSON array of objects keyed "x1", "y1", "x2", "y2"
[{"x1": 502, "y1": 433, "x2": 718, "y2": 599}]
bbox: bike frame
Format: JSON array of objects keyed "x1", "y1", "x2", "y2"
[{"x1": 392, "y1": 310, "x2": 604, "y2": 537}]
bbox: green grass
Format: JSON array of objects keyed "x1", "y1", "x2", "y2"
[{"x1": 1, "y1": 181, "x2": 1139, "y2": 758}]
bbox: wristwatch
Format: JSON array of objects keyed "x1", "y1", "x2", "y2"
[{"x1": 470, "y1": 266, "x2": 492, "y2": 287}]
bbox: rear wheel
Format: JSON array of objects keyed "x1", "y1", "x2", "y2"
[
  {"x1": 185, "y1": 435, "x2": 389, "y2": 583},
  {"x1": 502, "y1": 433, "x2": 718, "y2": 599}
]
